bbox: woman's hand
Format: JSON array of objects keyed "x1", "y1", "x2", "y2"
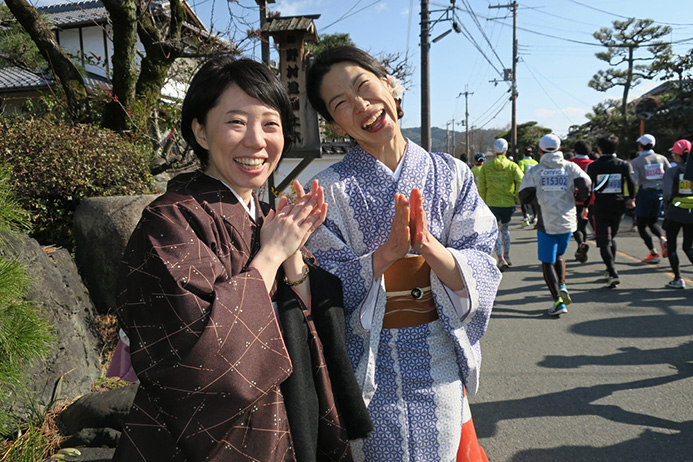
[
  {"x1": 409, "y1": 188, "x2": 432, "y2": 253},
  {"x1": 409, "y1": 188, "x2": 465, "y2": 291},
  {"x1": 373, "y1": 193, "x2": 411, "y2": 278},
  {"x1": 252, "y1": 181, "x2": 326, "y2": 292},
  {"x1": 292, "y1": 179, "x2": 328, "y2": 249},
  {"x1": 261, "y1": 182, "x2": 326, "y2": 263}
]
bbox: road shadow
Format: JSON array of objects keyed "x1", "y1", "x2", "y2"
[
  {"x1": 505, "y1": 424, "x2": 693, "y2": 462},
  {"x1": 474, "y1": 321, "x2": 693, "y2": 461}
]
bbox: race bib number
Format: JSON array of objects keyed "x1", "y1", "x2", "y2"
[
  {"x1": 679, "y1": 173, "x2": 692, "y2": 195},
  {"x1": 541, "y1": 169, "x2": 568, "y2": 191},
  {"x1": 596, "y1": 173, "x2": 622, "y2": 194},
  {"x1": 645, "y1": 163, "x2": 665, "y2": 180}
]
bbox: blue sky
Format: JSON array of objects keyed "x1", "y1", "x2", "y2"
[{"x1": 190, "y1": 0, "x2": 693, "y2": 137}]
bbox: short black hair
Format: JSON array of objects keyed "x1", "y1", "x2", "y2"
[
  {"x1": 574, "y1": 140, "x2": 591, "y2": 156},
  {"x1": 597, "y1": 134, "x2": 618, "y2": 154},
  {"x1": 306, "y1": 45, "x2": 403, "y2": 122},
  {"x1": 181, "y1": 56, "x2": 296, "y2": 167}
]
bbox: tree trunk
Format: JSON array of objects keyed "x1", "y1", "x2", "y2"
[
  {"x1": 135, "y1": 0, "x2": 185, "y2": 112},
  {"x1": 102, "y1": 0, "x2": 138, "y2": 131},
  {"x1": 621, "y1": 46, "x2": 635, "y2": 137},
  {"x1": 5, "y1": 0, "x2": 90, "y2": 122}
]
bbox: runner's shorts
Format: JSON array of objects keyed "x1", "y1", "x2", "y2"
[
  {"x1": 537, "y1": 230, "x2": 572, "y2": 263},
  {"x1": 634, "y1": 188, "x2": 663, "y2": 218},
  {"x1": 488, "y1": 206, "x2": 515, "y2": 224}
]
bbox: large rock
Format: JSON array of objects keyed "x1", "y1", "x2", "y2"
[
  {"x1": 58, "y1": 385, "x2": 137, "y2": 435},
  {"x1": 0, "y1": 233, "x2": 103, "y2": 406},
  {"x1": 74, "y1": 195, "x2": 158, "y2": 314}
]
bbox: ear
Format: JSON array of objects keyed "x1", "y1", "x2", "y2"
[
  {"x1": 330, "y1": 121, "x2": 347, "y2": 137},
  {"x1": 192, "y1": 118, "x2": 209, "y2": 150}
]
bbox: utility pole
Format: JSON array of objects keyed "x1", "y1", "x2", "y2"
[
  {"x1": 489, "y1": 1, "x2": 518, "y2": 158},
  {"x1": 420, "y1": 0, "x2": 431, "y2": 152},
  {"x1": 451, "y1": 117, "x2": 455, "y2": 155},
  {"x1": 458, "y1": 90, "x2": 473, "y2": 159},
  {"x1": 255, "y1": 0, "x2": 274, "y2": 65}
]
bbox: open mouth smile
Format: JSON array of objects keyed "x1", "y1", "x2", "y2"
[
  {"x1": 234, "y1": 157, "x2": 265, "y2": 171},
  {"x1": 362, "y1": 109, "x2": 385, "y2": 131}
]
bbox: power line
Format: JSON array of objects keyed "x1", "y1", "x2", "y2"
[
  {"x1": 566, "y1": 0, "x2": 693, "y2": 26},
  {"x1": 458, "y1": 0, "x2": 506, "y2": 69},
  {"x1": 521, "y1": 61, "x2": 577, "y2": 127},
  {"x1": 322, "y1": 0, "x2": 383, "y2": 31}
]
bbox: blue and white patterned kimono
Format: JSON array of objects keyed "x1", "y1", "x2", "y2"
[{"x1": 306, "y1": 140, "x2": 500, "y2": 461}]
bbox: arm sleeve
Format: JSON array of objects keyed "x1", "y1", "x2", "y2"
[{"x1": 518, "y1": 170, "x2": 537, "y2": 205}]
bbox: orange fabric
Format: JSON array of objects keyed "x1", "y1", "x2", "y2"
[{"x1": 457, "y1": 387, "x2": 489, "y2": 462}]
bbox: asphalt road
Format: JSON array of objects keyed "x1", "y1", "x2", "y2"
[{"x1": 471, "y1": 215, "x2": 693, "y2": 462}]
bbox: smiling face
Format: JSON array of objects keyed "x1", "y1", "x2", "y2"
[
  {"x1": 192, "y1": 83, "x2": 283, "y2": 204},
  {"x1": 320, "y1": 62, "x2": 401, "y2": 153}
]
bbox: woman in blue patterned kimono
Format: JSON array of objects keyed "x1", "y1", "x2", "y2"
[{"x1": 306, "y1": 46, "x2": 501, "y2": 461}]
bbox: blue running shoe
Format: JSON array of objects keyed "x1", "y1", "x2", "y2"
[
  {"x1": 559, "y1": 284, "x2": 572, "y2": 305},
  {"x1": 548, "y1": 299, "x2": 568, "y2": 316}
]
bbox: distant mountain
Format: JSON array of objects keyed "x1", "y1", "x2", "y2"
[{"x1": 402, "y1": 126, "x2": 501, "y2": 158}]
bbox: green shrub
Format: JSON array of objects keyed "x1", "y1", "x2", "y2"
[{"x1": 0, "y1": 117, "x2": 155, "y2": 249}]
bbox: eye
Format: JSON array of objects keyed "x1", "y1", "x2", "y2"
[
  {"x1": 227, "y1": 118, "x2": 245, "y2": 125},
  {"x1": 265, "y1": 120, "x2": 281, "y2": 128}
]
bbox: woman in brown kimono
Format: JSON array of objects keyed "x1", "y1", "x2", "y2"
[{"x1": 112, "y1": 57, "x2": 371, "y2": 462}]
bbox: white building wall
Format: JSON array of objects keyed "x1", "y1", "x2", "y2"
[{"x1": 81, "y1": 27, "x2": 108, "y2": 76}]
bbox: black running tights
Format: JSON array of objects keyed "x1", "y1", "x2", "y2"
[
  {"x1": 665, "y1": 220, "x2": 693, "y2": 279},
  {"x1": 542, "y1": 255, "x2": 566, "y2": 302},
  {"x1": 637, "y1": 216, "x2": 663, "y2": 251},
  {"x1": 600, "y1": 239, "x2": 618, "y2": 278}
]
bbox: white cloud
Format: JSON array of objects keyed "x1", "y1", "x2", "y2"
[{"x1": 272, "y1": 0, "x2": 322, "y2": 17}]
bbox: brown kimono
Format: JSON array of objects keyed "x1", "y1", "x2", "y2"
[{"x1": 113, "y1": 172, "x2": 370, "y2": 462}]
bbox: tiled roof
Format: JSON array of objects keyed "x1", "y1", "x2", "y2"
[
  {"x1": 0, "y1": 67, "x2": 50, "y2": 91},
  {"x1": 37, "y1": 0, "x2": 109, "y2": 27},
  {"x1": 262, "y1": 15, "x2": 320, "y2": 41},
  {"x1": 0, "y1": 66, "x2": 110, "y2": 92}
]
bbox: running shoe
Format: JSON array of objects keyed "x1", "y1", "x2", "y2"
[
  {"x1": 604, "y1": 276, "x2": 620, "y2": 289},
  {"x1": 497, "y1": 256, "x2": 509, "y2": 272},
  {"x1": 559, "y1": 284, "x2": 572, "y2": 305},
  {"x1": 521, "y1": 219, "x2": 530, "y2": 228},
  {"x1": 665, "y1": 278, "x2": 685, "y2": 289},
  {"x1": 548, "y1": 299, "x2": 567, "y2": 316},
  {"x1": 643, "y1": 253, "x2": 660, "y2": 264},
  {"x1": 575, "y1": 243, "x2": 589, "y2": 263},
  {"x1": 603, "y1": 270, "x2": 610, "y2": 281},
  {"x1": 660, "y1": 237, "x2": 668, "y2": 258},
  {"x1": 504, "y1": 255, "x2": 512, "y2": 267}
]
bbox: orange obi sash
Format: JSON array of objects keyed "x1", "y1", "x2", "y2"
[{"x1": 383, "y1": 256, "x2": 438, "y2": 329}]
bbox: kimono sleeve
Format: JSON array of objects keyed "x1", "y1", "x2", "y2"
[
  {"x1": 443, "y1": 161, "x2": 501, "y2": 336},
  {"x1": 116, "y1": 199, "x2": 292, "y2": 460}
]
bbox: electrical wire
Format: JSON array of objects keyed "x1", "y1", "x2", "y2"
[
  {"x1": 458, "y1": 0, "x2": 506, "y2": 69},
  {"x1": 322, "y1": 0, "x2": 383, "y2": 31},
  {"x1": 566, "y1": 0, "x2": 693, "y2": 26},
  {"x1": 521, "y1": 60, "x2": 577, "y2": 126}
]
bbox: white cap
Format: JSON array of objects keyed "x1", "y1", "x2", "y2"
[
  {"x1": 539, "y1": 134, "x2": 561, "y2": 152},
  {"x1": 493, "y1": 138, "x2": 508, "y2": 153},
  {"x1": 637, "y1": 134, "x2": 656, "y2": 147}
]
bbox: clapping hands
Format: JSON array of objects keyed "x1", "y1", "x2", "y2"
[
  {"x1": 382, "y1": 188, "x2": 431, "y2": 264},
  {"x1": 261, "y1": 179, "x2": 328, "y2": 263}
]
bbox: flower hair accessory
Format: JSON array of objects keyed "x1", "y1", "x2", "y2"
[{"x1": 387, "y1": 74, "x2": 405, "y2": 100}]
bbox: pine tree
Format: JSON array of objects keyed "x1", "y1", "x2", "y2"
[{"x1": 0, "y1": 166, "x2": 54, "y2": 436}]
